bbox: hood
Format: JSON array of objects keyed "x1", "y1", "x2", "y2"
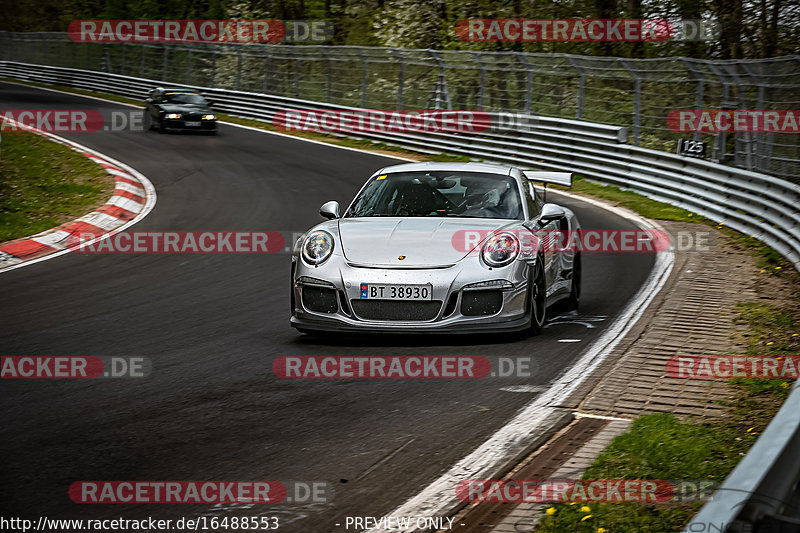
[{"x1": 337, "y1": 217, "x2": 514, "y2": 267}]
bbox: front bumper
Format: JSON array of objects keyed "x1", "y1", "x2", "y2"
[
  {"x1": 162, "y1": 118, "x2": 217, "y2": 131},
  {"x1": 291, "y1": 256, "x2": 532, "y2": 334}
]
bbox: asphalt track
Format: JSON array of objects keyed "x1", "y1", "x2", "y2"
[{"x1": 0, "y1": 82, "x2": 655, "y2": 531}]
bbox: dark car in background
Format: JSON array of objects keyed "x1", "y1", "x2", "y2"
[{"x1": 145, "y1": 88, "x2": 217, "y2": 134}]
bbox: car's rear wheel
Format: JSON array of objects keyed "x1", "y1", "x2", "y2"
[
  {"x1": 563, "y1": 252, "x2": 581, "y2": 311},
  {"x1": 530, "y1": 256, "x2": 546, "y2": 335}
]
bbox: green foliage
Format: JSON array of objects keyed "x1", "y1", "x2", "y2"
[{"x1": 1, "y1": 0, "x2": 796, "y2": 58}]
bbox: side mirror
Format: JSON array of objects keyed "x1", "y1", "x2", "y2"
[
  {"x1": 320, "y1": 200, "x2": 340, "y2": 219},
  {"x1": 537, "y1": 203, "x2": 566, "y2": 227}
]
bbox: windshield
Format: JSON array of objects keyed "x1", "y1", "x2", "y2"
[
  {"x1": 345, "y1": 171, "x2": 523, "y2": 219},
  {"x1": 163, "y1": 92, "x2": 207, "y2": 105}
]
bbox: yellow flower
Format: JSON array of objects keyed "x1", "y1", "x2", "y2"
[
  {"x1": 688, "y1": 213, "x2": 693, "y2": 217},
  {"x1": 569, "y1": 502, "x2": 578, "y2": 506},
  {"x1": 747, "y1": 427, "x2": 755, "y2": 432},
  {"x1": 760, "y1": 270, "x2": 766, "y2": 273},
  {"x1": 581, "y1": 515, "x2": 593, "y2": 522},
  {"x1": 792, "y1": 333, "x2": 799, "y2": 337},
  {"x1": 776, "y1": 266, "x2": 782, "y2": 270},
  {"x1": 767, "y1": 341, "x2": 774, "y2": 345},
  {"x1": 580, "y1": 506, "x2": 592, "y2": 513},
  {"x1": 598, "y1": 529, "x2": 607, "y2": 533},
  {"x1": 545, "y1": 507, "x2": 556, "y2": 516},
  {"x1": 782, "y1": 382, "x2": 790, "y2": 388}
]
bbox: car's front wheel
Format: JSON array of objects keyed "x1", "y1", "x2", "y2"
[{"x1": 529, "y1": 256, "x2": 547, "y2": 335}]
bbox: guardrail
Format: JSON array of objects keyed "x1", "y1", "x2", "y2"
[{"x1": 2, "y1": 59, "x2": 800, "y2": 530}]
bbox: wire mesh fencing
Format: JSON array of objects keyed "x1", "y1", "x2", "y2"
[{"x1": 1, "y1": 31, "x2": 798, "y2": 181}]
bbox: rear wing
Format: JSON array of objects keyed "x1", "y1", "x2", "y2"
[{"x1": 523, "y1": 171, "x2": 573, "y2": 187}]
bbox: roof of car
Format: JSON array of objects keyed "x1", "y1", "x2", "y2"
[{"x1": 375, "y1": 161, "x2": 515, "y2": 176}]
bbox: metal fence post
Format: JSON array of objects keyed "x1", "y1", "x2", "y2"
[
  {"x1": 236, "y1": 47, "x2": 242, "y2": 91},
  {"x1": 186, "y1": 48, "x2": 192, "y2": 85},
  {"x1": 140, "y1": 45, "x2": 145, "y2": 77},
  {"x1": 620, "y1": 59, "x2": 641, "y2": 146},
  {"x1": 162, "y1": 45, "x2": 168, "y2": 81},
  {"x1": 428, "y1": 50, "x2": 452, "y2": 110},
  {"x1": 567, "y1": 56, "x2": 585, "y2": 120},
  {"x1": 294, "y1": 50, "x2": 301, "y2": 98},
  {"x1": 356, "y1": 49, "x2": 368, "y2": 108},
  {"x1": 471, "y1": 52, "x2": 486, "y2": 110},
  {"x1": 263, "y1": 49, "x2": 271, "y2": 94},
  {"x1": 741, "y1": 63, "x2": 767, "y2": 172},
  {"x1": 515, "y1": 53, "x2": 533, "y2": 115},
  {"x1": 211, "y1": 50, "x2": 216, "y2": 88},
  {"x1": 120, "y1": 43, "x2": 126, "y2": 76},
  {"x1": 390, "y1": 48, "x2": 404, "y2": 110},
  {"x1": 321, "y1": 48, "x2": 332, "y2": 103},
  {"x1": 682, "y1": 59, "x2": 706, "y2": 143}
]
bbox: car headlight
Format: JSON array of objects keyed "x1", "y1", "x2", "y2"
[
  {"x1": 166, "y1": 113, "x2": 181, "y2": 119},
  {"x1": 202, "y1": 114, "x2": 216, "y2": 120},
  {"x1": 301, "y1": 230, "x2": 334, "y2": 265},
  {"x1": 481, "y1": 232, "x2": 519, "y2": 268}
]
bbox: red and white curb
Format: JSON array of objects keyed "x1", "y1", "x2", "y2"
[{"x1": 0, "y1": 123, "x2": 156, "y2": 273}]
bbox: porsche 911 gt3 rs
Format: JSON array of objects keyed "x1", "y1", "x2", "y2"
[{"x1": 290, "y1": 162, "x2": 581, "y2": 335}]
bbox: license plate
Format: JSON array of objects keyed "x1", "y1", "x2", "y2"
[
  {"x1": 360, "y1": 283, "x2": 432, "y2": 300},
  {"x1": 185, "y1": 121, "x2": 201, "y2": 127}
]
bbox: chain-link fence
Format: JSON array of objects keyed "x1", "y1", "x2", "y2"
[{"x1": 1, "y1": 31, "x2": 798, "y2": 181}]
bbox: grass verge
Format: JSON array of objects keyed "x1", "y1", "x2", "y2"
[{"x1": 0, "y1": 128, "x2": 113, "y2": 242}]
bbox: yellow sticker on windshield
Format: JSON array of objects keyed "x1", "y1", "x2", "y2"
[{"x1": 376, "y1": 175, "x2": 387, "y2": 180}]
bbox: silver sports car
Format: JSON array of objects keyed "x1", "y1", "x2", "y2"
[{"x1": 290, "y1": 162, "x2": 581, "y2": 334}]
